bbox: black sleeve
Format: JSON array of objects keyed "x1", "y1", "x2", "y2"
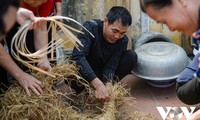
[
  {"x1": 72, "y1": 21, "x2": 97, "y2": 83},
  {"x1": 102, "y1": 39, "x2": 128, "y2": 83}
]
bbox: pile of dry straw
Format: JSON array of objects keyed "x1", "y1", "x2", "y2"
[{"x1": 0, "y1": 62, "x2": 154, "y2": 120}]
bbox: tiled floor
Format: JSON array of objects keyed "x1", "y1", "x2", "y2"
[{"x1": 126, "y1": 75, "x2": 196, "y2": 120}]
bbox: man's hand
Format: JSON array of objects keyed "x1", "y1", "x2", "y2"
[
  {"x1": 17, "y1": 72, "x2": 43, "y2": 96},
  {"x1": 105, "y1": 82, "x2": 113, "y2": 94},
  {"x1": 91, "y1": 78, "x2": 110, "y2": 103}
]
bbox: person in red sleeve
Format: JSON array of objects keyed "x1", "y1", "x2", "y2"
[
  {"x1": 51, "y1": 0, "x2": 62, "y2": 16},
  {"x1": 0, "y1": 0, "x2": 54, "y2": 94},
  {"x1": 21, "y1": 0, "x2": 54, "y2": 17},
  {"x1": 17, "y1": 0, "x2": 54, "y2": 70},
  {"x1": 0, "y1": 0, "x2": 47, "y2": 96}
]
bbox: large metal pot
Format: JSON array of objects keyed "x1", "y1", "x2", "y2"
[{"x1": 132, "y1": 42, "x2": 190, "y2": 87}]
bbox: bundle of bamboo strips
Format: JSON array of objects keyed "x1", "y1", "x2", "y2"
[{"x1": 10, "y1": 16, "x2": 94, "y2": 77}]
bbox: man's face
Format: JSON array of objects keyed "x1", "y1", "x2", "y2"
[
  {"x1": 0, "y1": 6, "x2": 18, "y2": 42},
  {"x1": 23, "y1": 0, "x2": 48, "y2": 7},
  {"x1": 103, "y1": 18, "x2": 129, "y2": 44}
]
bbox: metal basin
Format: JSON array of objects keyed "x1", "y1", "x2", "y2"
[{"x1": 132, "y1": 42, "x2": 190, "y2": 85}]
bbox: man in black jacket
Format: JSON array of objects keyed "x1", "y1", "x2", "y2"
[{"x1": 71, "y1": 6, "x2": 137, "y2": 102}]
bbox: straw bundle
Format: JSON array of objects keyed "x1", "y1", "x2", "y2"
[{"x1": 0, "y1": 62, "x2": 138, "y2": 120}]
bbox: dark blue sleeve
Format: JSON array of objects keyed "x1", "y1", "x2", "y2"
[
  {"x1": 177, "y1": 53, "x2": 200, "y2": 83},
  {"x1": 102, "y1": 38, "x2": 128, "y2": 83},
  {"x1": 72, "y1": 21, "x2": 97, "y2": 83}
]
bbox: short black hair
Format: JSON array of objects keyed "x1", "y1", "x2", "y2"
[
  {"x1": 0, "y1": 0, "x2": 20, "y2": 34},
  {"x1": 106, "y1": 6, "x2": 132, "y2": 26},
  {"x1": 140, "y1": 0, "x2": 172, "y2": 13}
]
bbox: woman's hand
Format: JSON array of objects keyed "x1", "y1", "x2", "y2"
[
  {"x1": 16, "y1": 8, "x2": 35, "y2": 25},
  {"x1": 16, "y1": 7, "x2": 45, "y2": 30},
  {"x1": 193, "y1": 30, "x2": 200, "y2": 39},
  {"x1": 193, "y1": 30, "x2": 200, "y2": 69},
  {"x1": 17, "y1": 72, "x2": 43, "y2": 96},
  {"x1": 37, "y1": 61, "x2": 52, "y2": 72}
]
